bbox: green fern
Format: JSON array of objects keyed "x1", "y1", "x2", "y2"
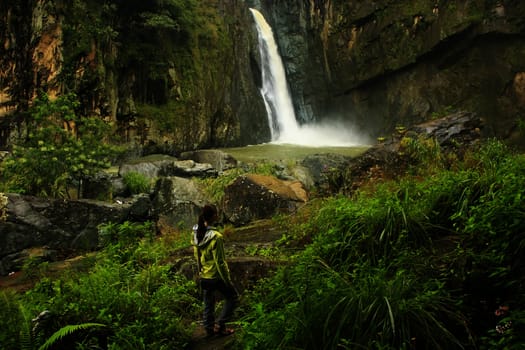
[
  {"x1": 38, "y1": 323, "x2": 106, "y2": 350},
  {"x1": 18, "y1": 304, "x2": 35, "y2": 350},
  {"x1": 19, "y1": 328, "x2": 33, "y2": 350}
]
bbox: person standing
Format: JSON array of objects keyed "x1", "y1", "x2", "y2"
[{"x1": 192, "y1": 204, "x2": 238, "y2": 336}]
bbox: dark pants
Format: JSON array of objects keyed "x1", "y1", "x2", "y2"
[{"x1": 200, "y1": 278, "x2": 238, "y2": 333}]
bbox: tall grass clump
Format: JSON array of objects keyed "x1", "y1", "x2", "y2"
[
  {"x1": 122, "y1": 171, "x2": 151, "y2": 194},
  {"x1": 237, "y1": 139, "x2": 525, "y2": 349}
]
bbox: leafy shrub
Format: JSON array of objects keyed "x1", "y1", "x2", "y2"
[
  {"x1": 239, "y1": 225, "x2": 466, "y2": 350},
  {"x1": 400, "y1": 135, "x2": 444, "y2": 171},
  {"x1": 0, "y1": 93, "x2": 117, "y2": 198},
  {"x1": 98, "y1": 221, "x2": 154, "y2": 248},
  {"x1": 0, "y1": 192, "x2": 7, "y2": 221},
  {"x1": 22, "y1": 263, "x2": 198, "y2": 349},
  {"x1": 197, "y1": 168, "x2": 244, "y2": 203},
  {"x1": 39, "y1": 323, "x2": 108, "y2": 350},
  {"x1": 197, "y1": 161, "x2": 280, "y2": 203}
]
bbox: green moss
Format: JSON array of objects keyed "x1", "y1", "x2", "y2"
[{"x1": 136, "y1": 101, "x2": 186, "y2": 133}]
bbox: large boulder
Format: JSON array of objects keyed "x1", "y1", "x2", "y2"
[
  {"x1": 300, "y1": 153, "x2": 354, "y2": 194},
  {"x1": 150, "y1": 177, "x2": 212, "y2": 231},
  {"x1": 119, "y1": 155, "x2": 177, "y2": 179},
  {"x1": 222, "y1": 174, "x2": 307, "y2": 226},
  {"x1": 0, "y1": 194, "x2": 151, "y2": 275},
  {"x1": 408, "y1": 111, "x2": 484, "y2": 150},
  {"x1": 119, "y1": 155, "x2": 218, "y2": 180}
]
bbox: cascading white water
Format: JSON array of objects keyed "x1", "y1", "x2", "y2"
[
  {"x1": 250, "y1": 8, "x2": 368, "y2": 147},
  {"x1": 250, "y1": 8, "x2": 299, "y2": 141}
]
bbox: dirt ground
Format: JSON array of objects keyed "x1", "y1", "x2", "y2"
[{"x1": 190, "y1": 326, "x2": 238, "y2": 350}]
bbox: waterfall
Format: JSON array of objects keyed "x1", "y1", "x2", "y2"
[
  {"x1": 250, "y1": 8, "x2": 369, "y2": 147},
  {"x1": 250, "y1": 8, "x2": 298, "y2": 141}
]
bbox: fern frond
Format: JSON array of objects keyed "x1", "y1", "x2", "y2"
[
  {"x1": 18, "y1": 303, "x2": 36, "y2": 350},
  {"x1": 19, "y1": 327, "x2": 33, "y2": 350},
  {"x1": 38, "y1": 323, "x2": 106, "y2": 350}
]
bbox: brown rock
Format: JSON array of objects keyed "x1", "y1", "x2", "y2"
[{"x1": 222, "y1": 174, "x2": 307, "y2": 226}]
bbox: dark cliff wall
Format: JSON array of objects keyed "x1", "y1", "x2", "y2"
[
  {"x1": 257, "y1": 0, "x2": 525, "y2": 144},
  {"x1": 2, "y1": 1, "x2": 525, "y2": 151},
  {"x1": 0, "y1": 0, "x2": 269, "y2": 152}
]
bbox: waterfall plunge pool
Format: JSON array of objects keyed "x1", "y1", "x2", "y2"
[{"x1": 219, "y1": 143, "x2": 370, "y2": 164}]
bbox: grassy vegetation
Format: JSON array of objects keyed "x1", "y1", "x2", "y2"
[
  {"x1": 0, "y1": 139, "x2": 524, "y2": 349},
  {"x1": 0, "y1": 221, "x2": 199, "y2": 350},
  {"x1": 236, "y1": 139, "x2": 525, "y2": 349},
  {"x1": 122, "y1": 171, "x2": 152, "y2": 195}
]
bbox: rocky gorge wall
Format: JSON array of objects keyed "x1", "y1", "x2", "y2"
[
  {"x1": 0, "y1": 0, "x2": 269, "y2": 152},
  {"x1": 255, "y1": 0, "x2": 525, "y2": 146},
  {"x1": 1, "y1": 0, "x2": 525, "y2": 153}
]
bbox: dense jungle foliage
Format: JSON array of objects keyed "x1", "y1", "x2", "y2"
[
  {"x1": 0, "y1": 139, "x2": 524, "y2": 349},
  {"x1": 2, "y1": 0, "x2": 237, "y2": 151},
  {"x1": 0, "y1": 93, "x2": 117, "y2": 198}
]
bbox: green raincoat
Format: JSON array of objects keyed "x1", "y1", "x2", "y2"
[{"x1": 192, "y1": 225, "x2": 233, "y2": 285}]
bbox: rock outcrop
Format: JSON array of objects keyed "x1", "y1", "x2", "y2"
[
  {"x1": 119, "y1": 156, "x2": 219, "y2": 180},
  {"x1": 222, "y1": 173, "x2": 307, "y2": 226},
  {"x1": 2, "y1": 1, "x2": 525, "y2": 153},
  {"x1": 255, "y1": 0, "x2": 525, "y2": 147},
  {"x1": 179, "y1": 149, "x2": 238, "y2": 173},
  {"x1": 0, "y1": 1, "x2": 269, "y2": 151},
  {"x1": 0, "y1": 193, "x2": 152, "y2": 275},
  {"x1": 150, "y1": 176, "x2": 211, "y2": 230},
  {"x1": 341, "y1": 111, "x2": 484, "y2": 194},
  {"x1": 0, "y1": 111, "x2": 486, "y2": 275}
]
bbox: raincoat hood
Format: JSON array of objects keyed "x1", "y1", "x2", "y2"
[{"x1": 192, "y1": 224, "x2": 219, "y2": 247}]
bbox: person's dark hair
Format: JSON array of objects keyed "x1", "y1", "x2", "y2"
[{"x1": 197, "y1": 204, "x2": 218, "y2": 243}]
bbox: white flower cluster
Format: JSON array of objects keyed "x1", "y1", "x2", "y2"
[{"x1": 0, "y1": 193, "x2": 7, "y2": 222}]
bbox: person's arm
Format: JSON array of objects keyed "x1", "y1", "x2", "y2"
[
  {"x1": 213, "y1": 235, "x2": 233, "y2": 285},
  {"x1": 193, "y1": 245, "x2": 201, "y2": 273}
]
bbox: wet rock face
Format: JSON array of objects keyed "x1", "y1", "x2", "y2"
[
  {"x1": 2, "y1": 0, "x2": 524, "y2": 152},
  {"x1": 259, "y1": 0, "x2": 525, "y2": 143},
  {"x1": 0, "y1": 1, "x2": 269, "y2": 150},
  {"x1": 0, "y1": 193, "x2": 151, "y2": 275}
]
